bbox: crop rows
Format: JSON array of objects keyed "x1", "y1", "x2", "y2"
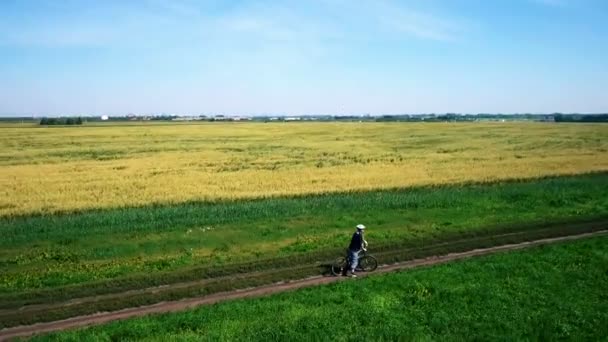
[{"x1": 1, "y1": 122, "x2": 607, "y2": 216}]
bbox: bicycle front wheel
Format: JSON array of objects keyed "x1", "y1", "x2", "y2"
[
  {"x1": 331, "y1": 257, "x2": 347, "y2": 276},
  {"x1": 358, "y1": 255, "x2": 378, "y2": 272}
]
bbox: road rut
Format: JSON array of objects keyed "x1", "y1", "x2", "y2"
[{"x1": 1, "y1": 229, "x2": 606, "y2": 341}]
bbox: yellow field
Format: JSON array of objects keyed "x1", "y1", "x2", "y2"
[{"x1": 1, "y1": 122, "x2": 607, "y2": 217}]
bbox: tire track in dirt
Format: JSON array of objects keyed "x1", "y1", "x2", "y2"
[{"x1": 1, "y1": 229, "x2": 606, "y2": 341}]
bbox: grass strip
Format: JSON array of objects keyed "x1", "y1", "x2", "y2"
[
  {"x1": 1, "y1": 215, "x2": 605, "y2": 310},
  {"x1": 1, "y1": 216, "x2": 605, "y2": 329},
  {"x1": 33, "y1": 235, "x2": 608, "y2": 341}
]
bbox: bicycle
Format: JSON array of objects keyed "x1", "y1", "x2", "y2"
[{"x1": 330, "y1": 249, "x2": 378, "y2": 276}]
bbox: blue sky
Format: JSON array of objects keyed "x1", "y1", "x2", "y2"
[{"x1": 1, "y1": 0, "x2": 607, "y2": 116}]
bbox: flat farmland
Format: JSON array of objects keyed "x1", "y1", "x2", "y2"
[
  {"x1": 1, "y1": 121, "x2": 607, "y2": 329},
  {"x1": 1, "y1": 122, "x2": 607, "y2": 216},
  {"x1": 4, "y1": 0, "x2": 608, "y2": 338}
]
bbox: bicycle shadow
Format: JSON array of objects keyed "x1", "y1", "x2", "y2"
[{"x1": 317, "y1": 262, "x2": 338, "y2": 277}]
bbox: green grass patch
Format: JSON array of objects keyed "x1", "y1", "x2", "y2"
[
  {"x1": 1, "y1": 173, "x2": 607, "y2": 296},
  {"x1": 1, "y1": 219, "x2": 604, "y2": 328},
  {"x1": 33, "y1": 235, "x2": 608, "y2": 341}
]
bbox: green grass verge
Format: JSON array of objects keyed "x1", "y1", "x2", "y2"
[
  {"x1": 32, "y1": 235, "x2": 608, "y2": 341},
  {"x1": 0, "y1": 218, "x2": 605, "y2": 329},
  {"x1": 1, "y1": 172, "x2": 607, "y2": 296}
]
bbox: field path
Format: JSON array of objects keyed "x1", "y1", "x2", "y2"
[{"x1": 1, "y1": 229, "x2": 607, "y2": 341}]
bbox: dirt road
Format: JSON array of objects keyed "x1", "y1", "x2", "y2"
[{"x1": 1, "y1": 229, "x2": 606, "y2": 341}]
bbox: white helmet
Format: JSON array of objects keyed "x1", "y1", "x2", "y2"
[{"x1": 356, "y1": 224, "x2": 366, "y2": 230}]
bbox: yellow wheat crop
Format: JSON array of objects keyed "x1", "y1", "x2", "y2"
[{"x1": 1, "y1": 121, "x2": 607, "y2": 217}]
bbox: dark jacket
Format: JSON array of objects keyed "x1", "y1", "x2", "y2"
[{"x1": 349, "y1": 231, "x2": 364, "y2": 251}]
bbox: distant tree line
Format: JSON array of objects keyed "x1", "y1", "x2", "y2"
[
  {"x1": 376, "y1": 113, "x2": 608, "y2": 122},
  {"x1": 150, "y1": 115, "x2": 178, "y2": 121},
  {"x1": 40, "y1": 117, "x2": 83, "y2": 125},
  {"x1": 24, "y1": 113, "x2": 608, "y2": 124},
  {"x1": 554, "y1": 114, "x2": 608, "y2": 122}
]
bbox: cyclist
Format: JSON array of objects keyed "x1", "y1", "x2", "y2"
[{"x1": 346, "y1": 224, "x2": 368, "y2": 277}]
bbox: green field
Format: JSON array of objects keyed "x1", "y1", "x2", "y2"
[
  {"x1": 1, "y1": 122, "x2": 607, "y2": 330},
  {"x1": 34, "y1": 234, "x2": 608, "y2": 341},
  {"x1": 2, "y1": 173, "x2": 607, "y2": 296}
]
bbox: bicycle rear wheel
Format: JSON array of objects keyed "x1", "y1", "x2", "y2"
[
  {"x1": 331, "y1": 257, "x2": 347, "y2": 276},
  {"x1": 358, "y1": 255, "x2": 378, "y2": 272}
]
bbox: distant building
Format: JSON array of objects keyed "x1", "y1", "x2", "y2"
[{"x1": 541, "y1": 115, "x2": 555, "y2": 122}]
